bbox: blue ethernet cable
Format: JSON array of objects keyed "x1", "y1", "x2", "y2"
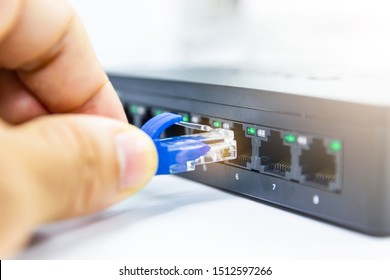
[{"x1": 141, "y1": 113, "x2": 237, "y2": 175}]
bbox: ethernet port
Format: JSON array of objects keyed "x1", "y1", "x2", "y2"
[
  {"x1": 259, "y1": 130, "x2": 291, "y2": 177},
  {"x1": 200, "y1": 117, "x2": 211, "y2": 127},
  {"x1": 300, "y1": 139, "x2": 336, "y2": 188},
  {"x1": 228, "y1": 123, "x2": 252, "y2": 168}
]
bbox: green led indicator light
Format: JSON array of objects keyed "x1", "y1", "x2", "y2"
[
  {"x1": 329, "y1": 140, "x2": 342, "y2": 152},
  {"x1": 182, "y1": 114, "x2": 189, "y2": 122},
  {"x1": 130, "y1": 104, "x2": 138, "y2": 114},
  {"x1": 247, "y1": 127, "x2": 256, "y2": 136},
  {"x1": 213, "y1": 120, "x2": 221, "y2": 128},
  {"x1": 284, "y1": 134, "x2": 296, "y2": 144},
  {"x1": 154, "y1": 109, "x2": 163, "y2": 115}
]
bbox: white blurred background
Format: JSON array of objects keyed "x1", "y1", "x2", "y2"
[{"x1": 68, "y1": 0, "x2": 390, "y2": 79}]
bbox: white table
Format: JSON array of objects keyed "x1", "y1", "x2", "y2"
[{"x1": 18, "y1": 176, "x2": 390, "y2": 260}]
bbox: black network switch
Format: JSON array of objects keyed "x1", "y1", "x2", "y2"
[{"x1": 109, "y1": 69, "x2": 390, "y2": 236}]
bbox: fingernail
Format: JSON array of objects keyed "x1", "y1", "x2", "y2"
[{"x1": 115, "y1": 129, "x2": 157, "y2": 190}]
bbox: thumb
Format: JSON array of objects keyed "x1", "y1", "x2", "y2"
[{"x1": 0, "y1": 115, "x2": 157, "y2": 257}]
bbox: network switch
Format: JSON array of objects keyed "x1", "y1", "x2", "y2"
[{"x1": 109, "y1": 70, "x2": 390, "y2": 236}]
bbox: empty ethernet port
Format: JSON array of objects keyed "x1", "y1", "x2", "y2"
[
  {"x1": 227, "y1": 123, "x2": 252, "y2": 168},
  {"x1": 300, "y1": 139, "x2": 336, "y2": 188},
  {"x1": 259, "y1": 130, "x2": 291, "y2": 177}
]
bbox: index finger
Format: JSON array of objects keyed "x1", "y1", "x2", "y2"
[{"x1": 0, "y1": 0, "x2": 126, "y2": 121}]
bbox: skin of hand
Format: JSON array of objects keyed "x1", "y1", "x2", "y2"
[{"x1": 0, "y1": 0, "x2": 157, "y2": 258}]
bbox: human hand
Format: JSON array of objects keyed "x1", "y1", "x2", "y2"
[{"x1": 0, "y1": 0, "x2": 157, "y2": 258}]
